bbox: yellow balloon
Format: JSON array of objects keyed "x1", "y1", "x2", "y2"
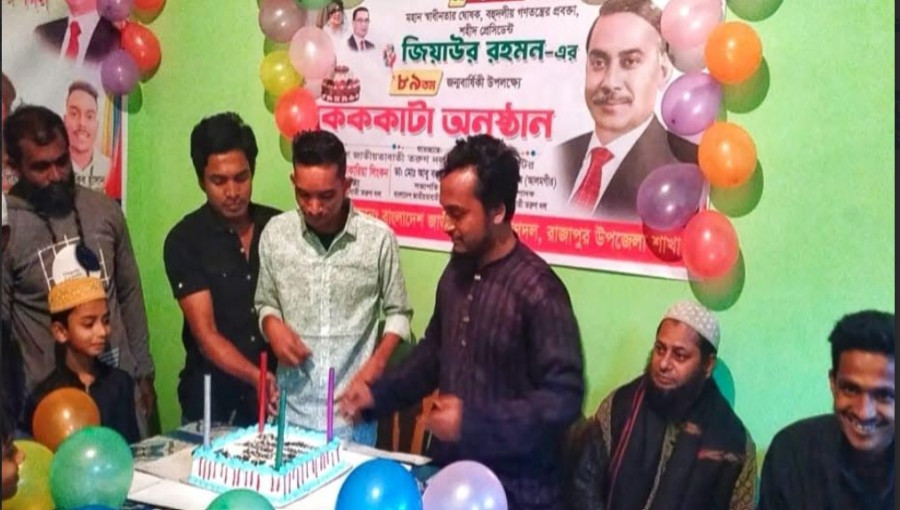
[
  {"x1": 260, "y1": 50, "x2": 304, "y2": 98},
  {"x1": 4, "y1": 440, "x2": 54, "y2": 510}
]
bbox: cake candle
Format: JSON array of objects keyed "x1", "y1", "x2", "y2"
[
  {"x1": 275, "y1": 388, "x2": 287, "y2": 469},
  {"x1": 258, "y1": 352, "x2": 268, "y2": 434},
  {"x1": 326, "y1": 367, "x2": 335, "y2": 442},
  {"x1": 203, "y1": 373, "x2": 211, "y2": 448}
]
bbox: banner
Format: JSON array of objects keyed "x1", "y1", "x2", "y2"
[
  {"x1": 317, "y1": 0, "x2": 715, "y2": 279},
  {"x1": 2, "y1": 0, "x2": 127, "y2": 206}
]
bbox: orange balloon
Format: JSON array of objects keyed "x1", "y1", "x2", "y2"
[
  {"x1": 121, "y1": 22, "x2": 161, "y2": 75},
  {"x1": 682, "y1": 210, "x2": 740, "y2": 280},
  {"x1": 705, "y1": 21, "x2": 762, "y2": 84},
  {"x1": 698, "y1": 122, "x2": 757, "y2": 188},
  {"x1": 32, "y1": 388, "x2": 100, "y2": 451},
  {"x1": 274, "y1": 87, "x2": 319, "y2": 139},
  {"x1": 134, "y1": 0, "x2": 166, "y2": 12}
]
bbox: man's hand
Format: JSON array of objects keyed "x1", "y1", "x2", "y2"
[
  {"x1": 137, "y1": 376, "x2": 157, "y2": 418},
  {"x1": 263, "y1": 316, "x2": 311, "y2": 367},
  {"x1": 253, "y1": 370, "x2": 280, "y2": 417},
  {"x1": 337, "y1": 380, "x2": 374, "y2": 424},
  {"x1": 425, "y1": 394, "x2": 462, "y2": 442},
  {"x1": 351, "y1": 356, "x2": 386, "y2": 387}
]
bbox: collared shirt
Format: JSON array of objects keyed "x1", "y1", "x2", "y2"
[
  {"x1": 72, "y1": 152, "x2": 111, "y2": 193},
  {"x1": 24, "y1": 359, "x2": 139, "y2": 444},
  {"x1": 369, "y1": 241, "x2": 584, "y2": 510},
  {"x1": 255, "y1": 204, "x2": 412, "y2": 444},
  {"x1": 568, "y1": 115, "x2": 655, "y2": 211},
  {"x1": 163, "y1": 202, "x2": 280, "y2": 425},
  {"x1": 59, "y1": 11, "x2": 101, "y2": 65}
]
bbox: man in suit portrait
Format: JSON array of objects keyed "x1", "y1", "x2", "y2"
[
  {"x1": 347, "y1": 7, "x2": 375, "y2": 52},
  {"x1": 64, "y1": 81, "x2": 110, "y2": 192},
  {"x1": 33, "y1": 0, "x2": 120, "y2": 66},
  {"x1": 557, "y1": 0, "x2": 698, "y2": 222}
]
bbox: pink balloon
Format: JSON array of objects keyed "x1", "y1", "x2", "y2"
[
  {"x1": 670, "y1": 43, "x2": 708, "y2": 73},
  {"x1": 289, "y1": 27, "x2": 336, "y2": 81},
  {"x1": 304, "y1": 78, "x2": 324, "y2": 99},
  {"x1": 259, "y1": 0, "x2": 305, "y2": 43},
  {"x1": 661, "y1": 0, "x2": 723, "y2": 51}
]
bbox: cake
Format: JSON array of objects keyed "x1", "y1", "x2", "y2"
[
  {"x1": 188, "y1": 424, "x2": 349, "y2": 506},
  {"x1": 322, "y1": 65, "x2": 360, "y2": 103}
]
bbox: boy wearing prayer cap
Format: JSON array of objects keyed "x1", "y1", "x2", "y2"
[
  {"x1": 569, "y1": 300, "x2": 756, "y2": 510},
  {"x1": 24, "y1": 271, "x2": 139, "y2": 443}
]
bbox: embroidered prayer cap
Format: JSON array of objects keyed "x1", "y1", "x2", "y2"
[
  {"x1": 48, "y1": 276, "x2": 106, "y2": 314},
  {"x1": 663, "y1": 299, "x2": 720, "y2": 350}
]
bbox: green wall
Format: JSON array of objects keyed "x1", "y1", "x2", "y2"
[{"x1": 127, "y1": 0, "x2": 895, "y2": 455}]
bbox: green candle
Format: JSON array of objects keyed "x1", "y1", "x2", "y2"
[{"x1": 274, "y1": 388, "x2": 287, "y2": 470}]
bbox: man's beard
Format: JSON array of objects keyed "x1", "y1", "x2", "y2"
[
  {"x1": 12, "y1": 172, "x2": 76, "y2": 217},
  {"x1": 644, "y1": 362, "x2": 709, "y2": 422}
]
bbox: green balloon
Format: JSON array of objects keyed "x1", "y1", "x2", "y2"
[
  {"x1": 49, "y1": 426, "x2": 134, "y2": 510},
  {"x1": 206, "y1": 489, "x2": 275, "y2": 510},
  {"x1": 298, "y1": 0, "x2": 334, "y2": 8}
]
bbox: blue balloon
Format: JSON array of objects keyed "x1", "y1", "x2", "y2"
[
  {"x1": 72, "y1": 506, "x2": 117, "y2": 510},
  {"x1": 336, "y1": 459, "x2": 422, "y2": 510}
]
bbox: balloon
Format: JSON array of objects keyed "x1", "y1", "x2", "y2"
[
  {"x1": 305, "y1": 78, "x2": 324, "y2": 99},
  {"x1": 134, "y1": 0, "x2": 165, "y2": 11},
  {"x1": 661, "y1": 72, "x2": 722, "y2": 136},
  {"x1": 49, "y1": 427, "x2": 134, "y2": 510},
  {"x1": 97, "y1": 0, "x2": 133, "y2": 22},
  {"x1": 259, "y1": 0, "x2": 305, "y2": 43},
  {"x1": 335, "y1": 459, "x2": 422, "y2": 510},
  {"x1": 274, "y1": 87, "x2": 319, "y2": 139},
  {"x1": 636, "y1": 163, "x2": 705, "y2": 231},
  {"x1": 289, "y1": 26, "x2": 337, "y2": 80},
  {"x1": 670, "y1": 43, "x2": 707, "y2": 73},
  {"x1": 206, "y1": 489, "x2": 275, "y2": 510},
  {"x1": 698, "y1": 122, "x2": 757, "y2": 188},
  {"x1": 100, "y1": 50, "x2": 140, "y2": 96},
  {"x1": 705, "y1": 21, "x2": 763, "y2": 84},
  {"x1": 661, "y1": 0, "x2": 723, "y2": 50},
  {"x1": 72, "y1": 506, "x2": 117, "y2": 510},
  {"x1": 32, "y1": 388, "x2": 100, "y2": 452},
  {"x1": 4, "y1": 440, "x2": 54, "y2": 510},
  {"x1": 260, "y1": 50, "x2": 303, "y2": 98},
  {"x1": 422, "y1": 460, "x2": 507, "y2": 510},
  {"x1": 121, "y1": 22, "x2": 162, "y2": 76},
  {"x1": 299, "y1": 0, "x2": 333, "y2": 9},
  {"x1": 682, "y1": 210, "x2": 739, "y2": 280}
]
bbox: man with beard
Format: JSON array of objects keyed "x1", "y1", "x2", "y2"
[
  {"x1": 338, "y1": 134, "x2": 585, "y2": 510},
  {"x1": 1, "y1": 106, "x2": 155, "y2": 436},
  {"x1": 555, "y1": 0, "x2": 697, "y2": 222},
  {"x1": 758, "y1": 310, "x2": 894, "y2": 510},
  {"x1": 569, "y1": 300, "x2": 755, "y2": 510}
]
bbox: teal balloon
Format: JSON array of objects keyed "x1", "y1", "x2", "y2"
[
  {"x1": 206, "y1": 489, "x2": 275, "y2": 510},
  {"x1": 298, "y1": 0, "x2": 332, "y2": 8},
  {"x1": 49, "y1": 426, "x2": 134, "y2": 509},
  {"x1": 336, "y1": 458, "x2": 422, "y2": 510}
]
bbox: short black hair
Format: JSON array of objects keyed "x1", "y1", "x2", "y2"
[
  {"x1": 189, "y1": 112, "x2": 258, "y2": 181},
  {"x1": 585, "y1": 0, "x2": 665, "y2": 53},
  {"x1": 50, "y1": 309, "x2": 74, "y2": 327},
  {"x1": 3, "y1": 105, "x2": 69, "y2": 168},
  {"x1": 829, "y1": 310, "x2": 895, "y2": 372},
  {"x1": 291, "y1": 130, "x2": 347, "y2": 178},
  {"x1": 67, "y1": 80, "x2": 99, "y2": 102},
  {"x1": 438, "y1": 134, "x2": 521, "y2": 222},
  {"x1": 352, "y1": 6, "x2": 369, "y2": 20}
]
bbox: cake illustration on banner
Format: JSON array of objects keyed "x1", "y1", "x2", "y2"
[
  {"x1": 188, "y1": 424, "x2": 349, "y2": 505},
  {"x1": 322, "y1": 65, "x2": 361, "y2": 103}
]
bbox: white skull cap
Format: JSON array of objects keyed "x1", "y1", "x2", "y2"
[{"x1": 663, "y1": 299, "x2": 720, "y2": 349}]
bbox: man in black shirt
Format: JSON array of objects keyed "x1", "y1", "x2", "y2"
[
  {"x1": 759, "y1": 310, "x2": 895, "y2": 510},
  {"x1": 163, "y1": 112, "x2": 280, "y2": 426}
]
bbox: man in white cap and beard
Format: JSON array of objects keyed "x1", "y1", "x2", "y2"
[{"x1": 569, "y1": 300, "x2": 756, "y2": 510}]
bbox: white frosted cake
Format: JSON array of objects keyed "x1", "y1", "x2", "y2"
[{"x1": 188, "y1": 424, "x2": 349, "y2": 505}]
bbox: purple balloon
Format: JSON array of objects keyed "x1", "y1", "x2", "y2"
[
  {"x1": 259, "y1": 0, "x2": 305, "y2": 43},
  {"x1": 98, "y1": 0, "x2": 133, "y2": 22},
  {"x1": 661, "y1": 72, "x2": 723, "y2": 136},
  {"x1": 423, "y1": 461, "x2": 507, "y2": 510},
  {"x1": 100, "y1": 50, "x2": 139, "y2": 96},
  {"x1": 636, "y1": 163, "x2": 705, "y2": 231}
]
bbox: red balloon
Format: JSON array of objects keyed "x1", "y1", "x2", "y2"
[
  {"x1": 274, "y1": 88, "x2": 319, "y2": 139},
  {"x1": 121, "y1": 22, "x2": 161, "y2": 75},
  {"x1": 681, "y1": 210, "x2": 739, "y2": 280},
  {"x1": 134, "y1": 0, "x2": 165, "y2": 12}
]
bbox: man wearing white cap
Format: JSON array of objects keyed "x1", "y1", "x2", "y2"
[{"x1": 569, "y1": 300, "x2": 756, "y2": 510}]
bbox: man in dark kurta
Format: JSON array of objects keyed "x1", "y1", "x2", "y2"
[
  {"x1": 758, "y1": 310, "x2": 894, "y2": 510},
  {"x1": 569, "y1": 300, "x2": 755, "y2": 510},
  {"x1": 339, "y1": 134, "x2": 585, "y2": 510}
]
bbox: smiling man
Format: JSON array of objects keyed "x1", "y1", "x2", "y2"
[
  {"x1": 555, "y1": 0, "x2": 697, "y2": 222},
  {"x1": 64, "y1": 81, "x2": 110, "y2": 192},
  {"x1": 570, "y1": 300, "x2": 755, "y2": 510},
  {"x1": 759, "y1": 310, "x2": 895, "y2": 510}
]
